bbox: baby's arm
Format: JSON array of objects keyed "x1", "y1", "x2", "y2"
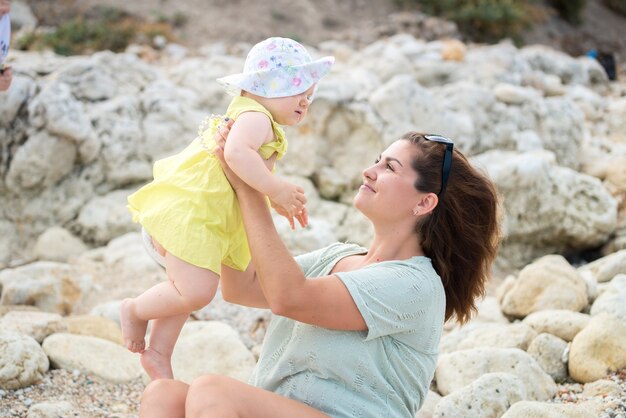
[{"x1": 223, "y1": 112, "x2": 306, "y2": 217}]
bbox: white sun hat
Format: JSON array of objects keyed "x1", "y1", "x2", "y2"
[{"x1": 217, "y1": 37, "x2": 334, "y2": 99}]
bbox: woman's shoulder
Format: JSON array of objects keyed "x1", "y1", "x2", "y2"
[{"x1": 321, "y1": 242, "x2": 367, "y2": 258}]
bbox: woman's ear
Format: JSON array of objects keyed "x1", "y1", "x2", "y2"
[{"x1": 413, "y1": 193, "x2": 438, "y2": 216}]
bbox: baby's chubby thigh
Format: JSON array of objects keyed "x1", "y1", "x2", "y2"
[{"x1": 164, "y1": 251, "x2": 220, "y2": 311}]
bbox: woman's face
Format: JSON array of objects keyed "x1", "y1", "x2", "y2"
[{"x1": 354, "y1": 140, "x2": 423, "y2": 222}]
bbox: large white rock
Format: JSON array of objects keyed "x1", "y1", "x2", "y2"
[
  {"x1": 0, "y1": 311, "x2": 66, "y2": 343},
  {"x1": 172, "y1": 321, "x2": 256, "y2": 383},
  {"x1": 526, "y1": 333, "x2": 568, "y2": 382},
  {"x1": 501, "y1": 399, "x2": 605, "y2": 418},
  {"x1": 0, "y1": 331, "x2": 49, "y2": 390},
  {"x1": 590, "y1": 274, "x2": 626, "y2": 321},
  {"x1": 578, "y1": 249, "x2": 626, "y2": 283},
  {"x1": 500, "y1": 255, "x2": 588, "y2": 318},
  {"x1": 0, "y1": 262, "x2": 91, "y2": 315},
  {"x1": 42, "y1": 333, "x2": 142, "y2": 383},
  {"x1": 5, "y1": 131, "x2": 77, "y2": 193},
  {"x1": 75, "y1": 189, "x2": 138, "y2": 245},
  {"x1": 522, "y1": 309, "x2": 590, "y2": 342},
  {"x1": 415, "y1": 390, "x2": 441, "y2": 418},
  {"x1": 433, "y1": 372, "x2": 526, "y2": 418},
  {"x1": 439, "y1": 323, "x2": 537, "y2": 353},
  {"x1": 27, "y1": 81, "x2": 95, "y2": 144},
  {"x1": 568, "y1": 313, "x2": 626, "y2": 383},
  {"x1": 435, "y1": 347, "x2": 557, "y2": 401},
  {"x1": 34, "y1": 226, "x2": 88, "y2": 262},
  {"x1": 473, "y1": 151, "x2": 617, "y2": 269}
]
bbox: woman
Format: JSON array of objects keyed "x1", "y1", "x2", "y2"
[{"x1": 139, "y1": 129, "x2": 500, "y2": 417}]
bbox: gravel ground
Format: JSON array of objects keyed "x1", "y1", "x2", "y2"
[
  {"x1": 550, "y1": 370, "x2": 626, "y2": 418},
  {"x1": 1, "y1": 369, "x2": 625, "y2": 417},
  {"x1": 0, "y1": 369, "x2": 145, "y2": 418}
]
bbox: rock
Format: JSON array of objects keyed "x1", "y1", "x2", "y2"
[
  {"x1": 42, "y1": 333, "x2": 142, "y2": 383},
  {"x1": 439, "y1": 322, "x2": 537, "y2": 353},
  {"x1": 590, "y1": 274, "x2": 626, "y2": 321},
  {"x1": 88, "y1": 95, "x2": 152, "y2": 185},
  {"x1": 493, "y1": 83, "x2": 542, "y2": 104},
  {"x1": 0, "y1": 262, "x2": 91, "y2": 315},
  {"x1": 95, "y1": 232, "x2": 164, "y2": 274},
  {"x1": 578, "y1": 249, "x2": 626, "y2": 283},
  {"x1": 473, "y1": 296, "x2": 510, "y2": 324},
  {"x1": 568, "y1": 313, "x2": 626, "y2": 383},
  {"x1": 0, "y1": 74, "x2": 37, "y2": 126},
  {"x1": 473, "y1": 151, "x2": 617, "y2": 269},
  {"x1": 0, "y1": 331, "x2": 49, "y2": 390},
  {"x1": 582, "y1": 379, "x2": 622, "y2": 397},
  {"x1": 522, "y1": 309, "x2": 590, "y2": 342},
  {"x1": 75, "y1": 190, "x2": 138, "y2": 245},
  {"x1": 415, "y1": 390, "x2": 441, "y2": 418},
  {"x1": 435, "y1": 347, "x2": 557, "y2": 401},
  {"x1": 501, "y1": 399, "x2": 605, "y2": 418},
  {"x1": 27, "y1": 81, "x2": 95, "y2": 144},
  {"x1": 172, "y1": 321, "x2": 256, "y2": 383},
  {"x1": 526, "y1": 333, "x2": 568, "y2": 382},
  {"x1": 27, "y1": 401, "x2": 76, "y2": 418},
  {"x1": 519, "y1": 45, "x2": 608, "y2": 87},
  {"x1": 607, "y1": 97, "x2": 626, "y2": 141},
  {"x1": 336, "y1": 206, "x2": 374, "y2": 247},
  {"x1": 0, "y1": 311, "x2": 66, "y2": 343},
  {"x1": 351, "y1": 38, "x2": 415, "y2": 84},
  {"x1": 433, "y1": 372, "x2": 526, "y2": 418},
  {"x1": 63, "y1": 315, "x2": 123, "y2": 345},
  {"x1": 194, "y1": 291, "x2": 271, "y2": 349},
  {"x1": 33, "y1": 226, "x2": 88, "y2": 262},
  {"x1": 5, "y1": 131, "x2": 77, "y2": 193},
  {"x1": 500, "y1": 255, "x2": 588, "y2": 318}
]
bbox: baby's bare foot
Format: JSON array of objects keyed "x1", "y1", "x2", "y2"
[
  {"x1": 120, "y1": 298, "x2": 147, "y2": 353},
  {"x1": 141, "y1": 347, "x2": 173, "y2": 380}
]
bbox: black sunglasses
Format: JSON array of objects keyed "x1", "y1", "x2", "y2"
[{"x1": 423, "y1": 134, "x2": 454, "y2": 197}]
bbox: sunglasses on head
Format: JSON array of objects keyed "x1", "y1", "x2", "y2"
[{"x1": 423, "y1": 134, "x2": 454, "y2": 197}]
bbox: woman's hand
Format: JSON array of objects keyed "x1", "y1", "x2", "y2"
[
  {"x1": 0, "y1": 0, "x2": 10, "y2": 17},
  {"x1": 0, "y1": 66, "x2": 12, "y2": 92},
  {"x1": 213, "y1": 118, "x2": 249, "y2": 192}
]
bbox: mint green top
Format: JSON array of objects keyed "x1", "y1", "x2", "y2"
[{"x1": 249, "y1": 242, "x2": 446, "y2": 418}]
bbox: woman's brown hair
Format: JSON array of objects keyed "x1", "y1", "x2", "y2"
[{"x1": 402, "y1": 132, "x2": 501, "y2": 324}]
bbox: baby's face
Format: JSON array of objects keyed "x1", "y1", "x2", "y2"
[{"x1": 257, "y1": 84, "x2": 317, "y2": 126}]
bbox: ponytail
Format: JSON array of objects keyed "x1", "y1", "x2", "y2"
[{"x1": 403, "y1": 132, "x2": 500, "y2": 324}]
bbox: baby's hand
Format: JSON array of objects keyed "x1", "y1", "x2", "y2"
[
  {"x1": 269, "y1": 181, "x2": 307, "y2": 225},
  {"x1": 272, "y1": 202, "x2": 308, "y2": 230}
]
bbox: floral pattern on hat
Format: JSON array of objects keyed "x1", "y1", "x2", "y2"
[{"x1": 217, "y1": 37, "x2": 334, "y2": 99}]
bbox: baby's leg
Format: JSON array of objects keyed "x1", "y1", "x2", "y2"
[
  {"x1": 141, "y1": 313, "x2": 188, "y2": 380},
  {"x1": 120, "y1": 252, "x2": 220, "y2": 353}
]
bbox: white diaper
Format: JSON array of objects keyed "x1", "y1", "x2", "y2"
[{"x1": 141, "y1": 227, "x2": 166, "y2": 268}]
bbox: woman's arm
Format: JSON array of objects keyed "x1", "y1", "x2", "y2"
[
  {"x1": 219, "y1": 262, "x2": 269, "y2": 309},
  {"x1": 214, "y1": 146, "x2": 366, "y2": 331}
]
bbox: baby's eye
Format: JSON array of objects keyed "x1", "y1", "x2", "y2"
[
  {"x1": 374, "y1": 158, "x2": 380, "y2": 164},
  {"x1": 306, "y1": 94, "x2": 314, "y2": 101},
  {"x1": 386, "y1": 163, "x2": 394, "y2": 171}
]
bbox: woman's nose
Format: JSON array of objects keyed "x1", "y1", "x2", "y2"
[{"x1": 362, "y1": 165, "x2": 376, "y2": 180}]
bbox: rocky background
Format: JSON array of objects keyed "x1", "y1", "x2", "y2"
[{"x1": 1, "y1": 0, "x2": 626, "y2": 417}]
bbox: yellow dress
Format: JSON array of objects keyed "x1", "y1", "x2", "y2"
[{"x1": 127, "y1": 96, "x2": 287, "y2": 274}]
